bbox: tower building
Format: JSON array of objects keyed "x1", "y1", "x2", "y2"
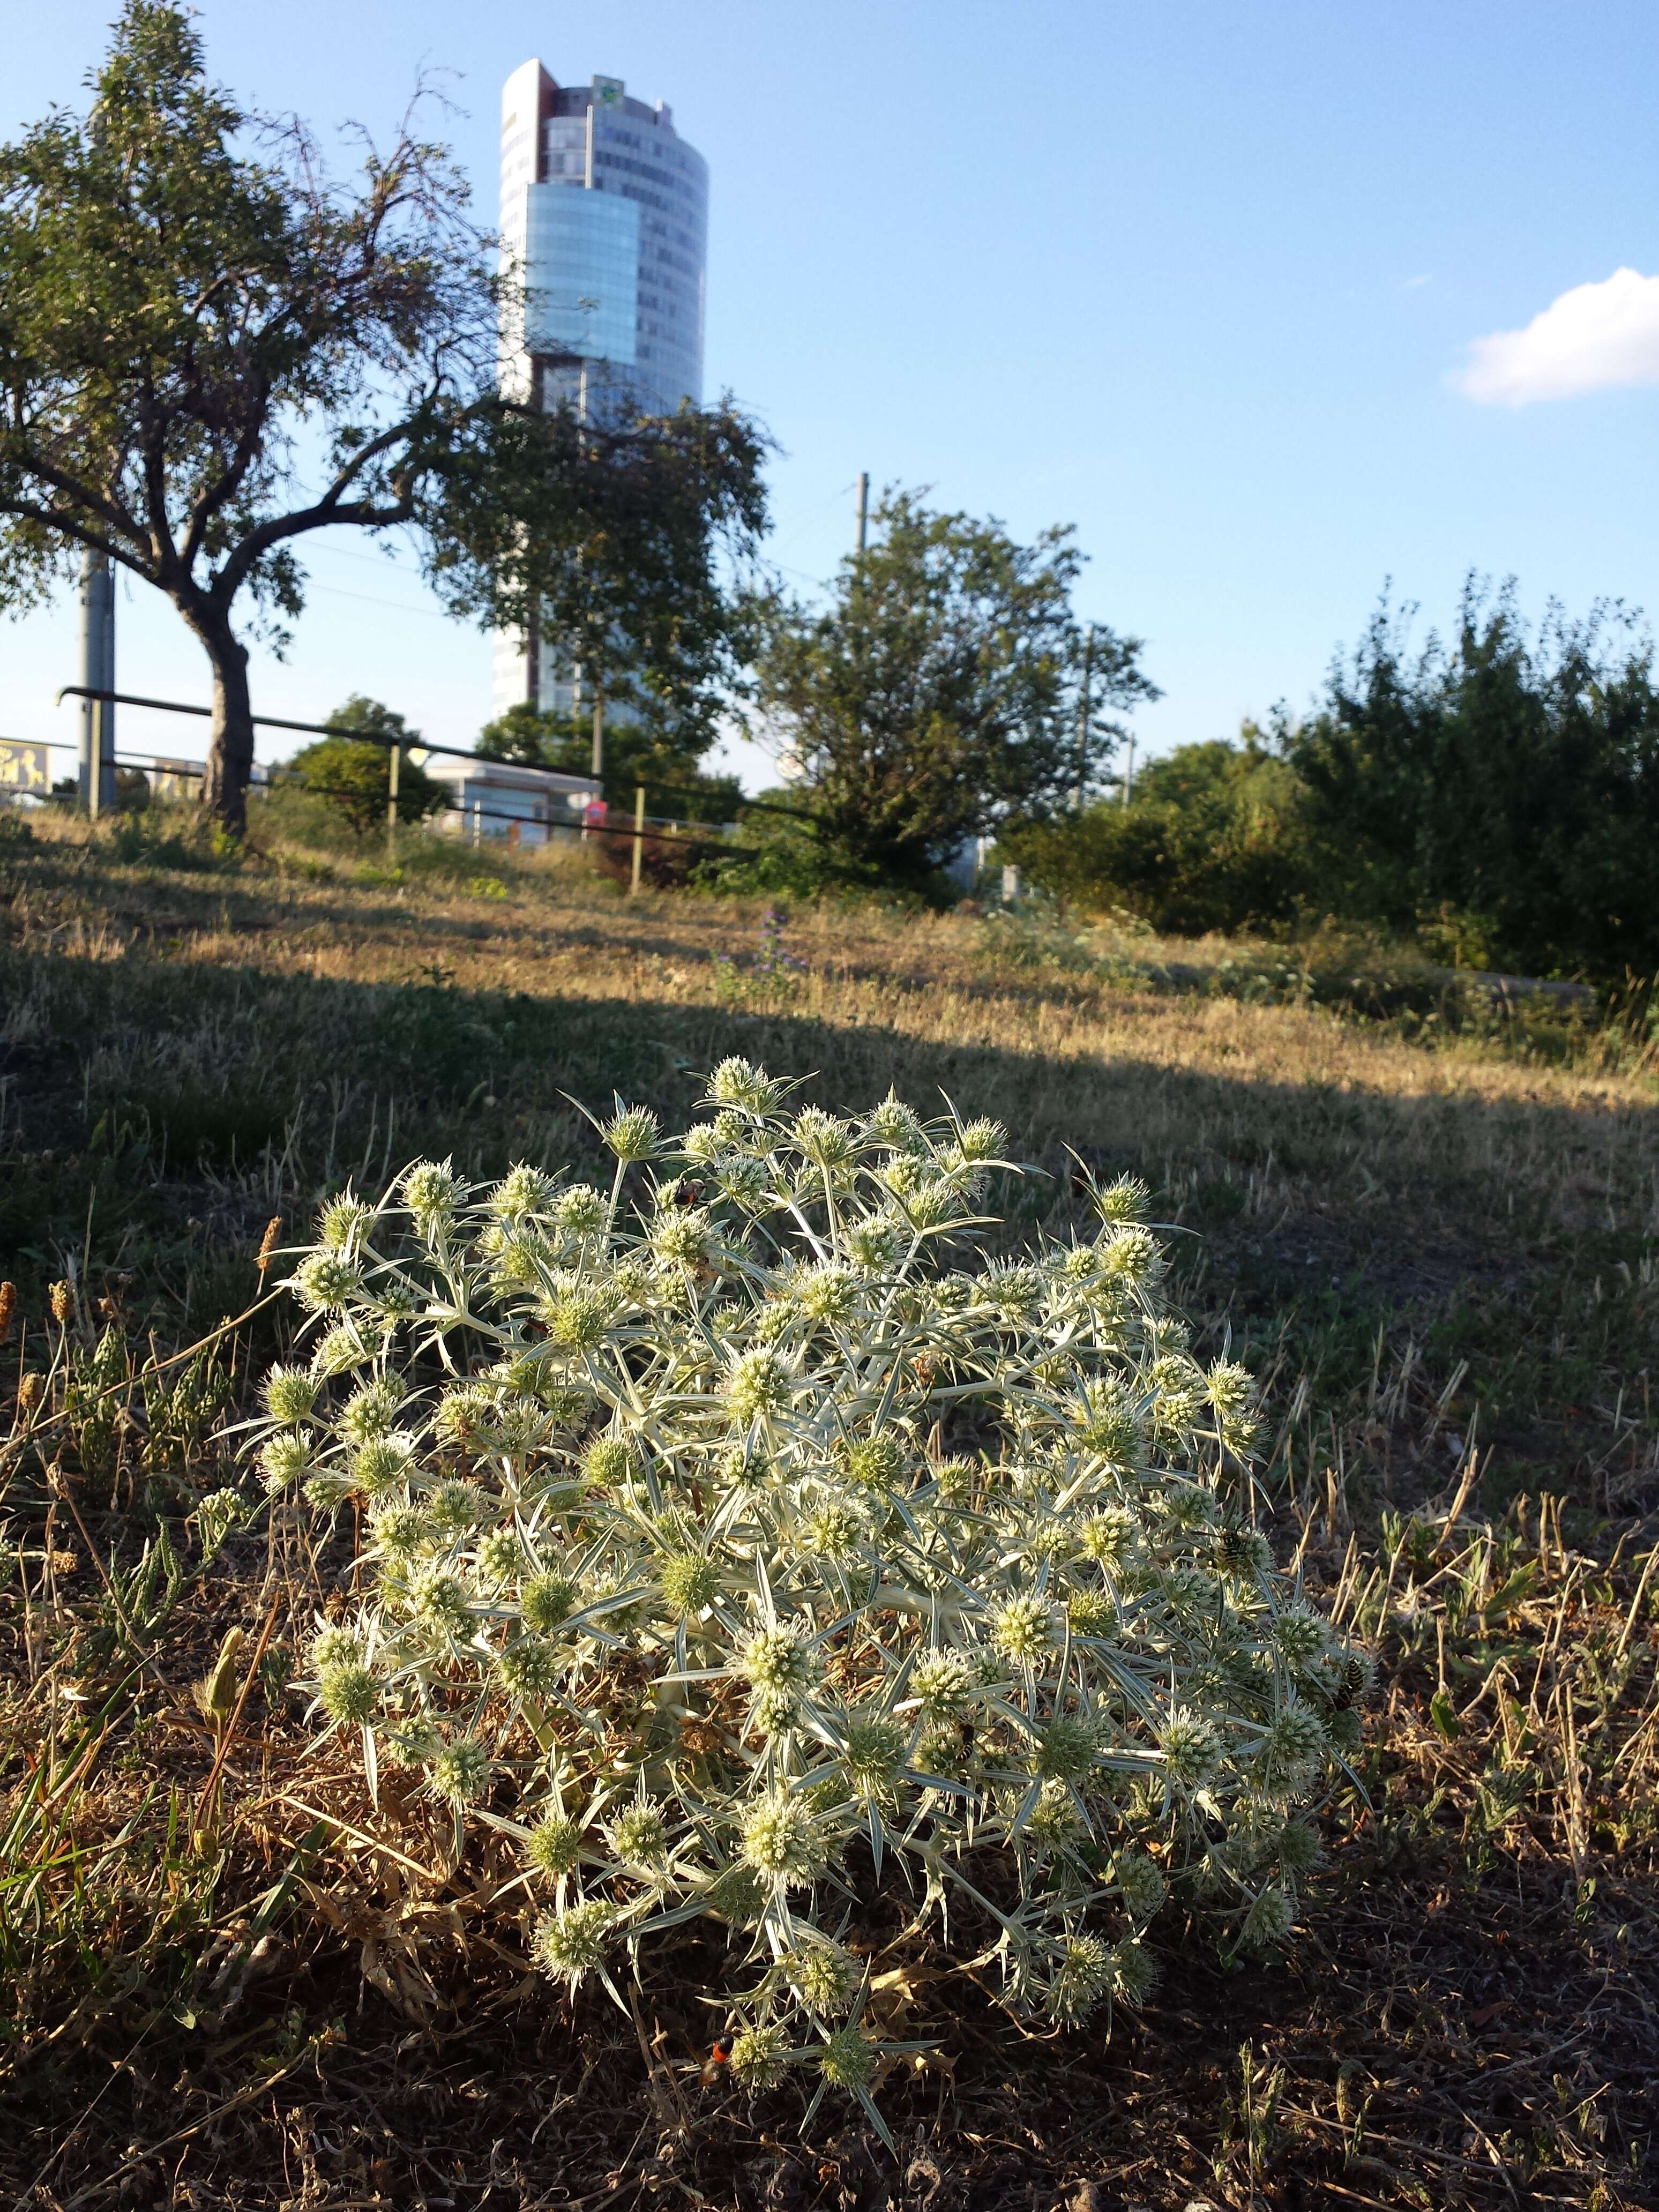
[{"x1": 494, "y1": 61, "x2": 709, "y2": 723}]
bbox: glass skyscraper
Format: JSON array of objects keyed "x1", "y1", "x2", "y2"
[{"x1": 493, "y1": 60, "x2": 709, "y2": 722}]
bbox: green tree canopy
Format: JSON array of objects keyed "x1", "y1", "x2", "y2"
[
  {"x1": 1287, "y1": 579, "x2": 1659, "y2": 976},
  {"x1": 288, "y1": 695, "x2": 444, "y2": 840},
  {"x1": 1005, "y1": 726, "x2": 1312, "y2": 934},
  {"x1": 748, "y1": 489, "x2": 1156, "y2": 886},
  {"x1": 0, "y1": 3, "x2": 767, "y2": 832}
]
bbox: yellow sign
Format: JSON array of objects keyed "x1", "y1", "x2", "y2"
[{"x1": 0, "y1": 741, "x2": 50, "y2": 794}]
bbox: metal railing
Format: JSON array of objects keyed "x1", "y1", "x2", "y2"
[{"x1": 46, "y1": 685, "x2": 777, "y2": 875}]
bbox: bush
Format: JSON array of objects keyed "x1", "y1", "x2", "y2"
[
  {"x1": 260, "y1": 1067, "x2": 1361, "y2": 2126},
  {"x1": 1288, "y1": 580, "x2": 1659, "y2": 980},
  {"x1": 1004, "y1": 733, "x2": 1312, "y2": 935}
]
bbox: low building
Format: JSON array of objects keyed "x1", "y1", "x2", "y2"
[{"x1": 414, "y1": 752, "x2": 602, "y2": 847}]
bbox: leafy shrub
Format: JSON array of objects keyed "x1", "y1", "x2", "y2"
[
  {"x1": 260, "y1": 1067, "x2": 1362, "y2": 2129},
  {"x1": 1004, "y1": 733, "x2": 1312, "y2": 935}
]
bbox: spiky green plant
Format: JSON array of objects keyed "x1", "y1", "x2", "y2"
[{"x1": 262, "y1": 1062, "x2": 1361, "y2": 2129}]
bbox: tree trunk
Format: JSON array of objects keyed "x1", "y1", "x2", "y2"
[{"x1": 189, "y1": 609, "x2": 255, "y2": 835}]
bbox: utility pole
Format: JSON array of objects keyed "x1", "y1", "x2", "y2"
[
  {"x1": 855, "y1": 472, "x2": 869, "y2": 554},
  {"x1": 386, "y1": 739, "x2": 401, "y2": 859},
  {"x1": 591, "y1": 688, "x2": 604, "y2": 781},
  {"x1": 77, "y1": 550, "x2": 116, "y2": 817},
  {"x1": 1075, "y1": 622, "x2": 1095, "y2": 806},
  {"x1": 1122, "y1": 735, "x2": 1135, "y2": 806}
]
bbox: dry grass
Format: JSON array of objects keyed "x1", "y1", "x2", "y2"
[{"x1": 1, "y1": 803, "x2": 1656, "y2": 2209}]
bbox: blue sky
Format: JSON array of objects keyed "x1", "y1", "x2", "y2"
[{"x1": 4, "y1": 1, "x2": 1658, "y2": 786}]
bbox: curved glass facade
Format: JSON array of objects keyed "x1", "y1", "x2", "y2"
[{"x1": 494, "y1": 61, "x2": 709, "y2": 719}]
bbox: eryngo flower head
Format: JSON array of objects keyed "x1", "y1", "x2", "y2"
[
  {"x1": 1071, "y1": 1381, "x2": 1144, "y2": 1467},
  {"x1": 660, "y1": 1550, "x2": 721, "y2": 1617},
  {"x1": 1242, "y1": 1883, "x2": 1296, "y2": 1950},
  {"x1": 606, "y1": 1800, "x2": 669, "y2": 1869},
  {"x1": 1065, "y1": 1587, "x2": 1117, "y2": 1639},
  {"x1": 1114, "y1": 1848, "x2": 1168, "y2": 1922},
  {"x1": 489, "y1": 1164, "x2": 558, "y2": 1222},
  {"x1": 341, "y1": 1377, "x2": 403, "y2": 1444},
  {"x1": 521, "y1": 1571, "x2": 577, "y2": 1634},
  {"x1": 953, "y1": 1116, "x2": 1007, "y2": 1163},
  {"x1": 430, "y1": 1737, "x2": 492, "y2": 1805},
  {"x1": 318, "y1": 1661, "x2": 378, "y2": 1726},
  {"x1": 1025, "y1": 1778, "x2": 1086, "y2": 1853},
  {"x1": 427, "y1": 1479, "x2": 483, "y2": 1535},
  {"x1": 990, "y1": 1592, "x2": 1055, "y2": 1667},
  {"x1": 739, "y1": 1789, "x2": 828, "y2": 1887},
  {"x1": 433, "y1": 1384, "x2": 495, "y2": 1447},
  {"x1": 799, "y1": 1265, "x2": 859, "y2": 1323},
  {"x1": 603, "y1": 1104, "x2": 660, "y2": 1162},
  {"x1": 1271, "y1": 1604, "x2": 1328, "y2": 1667},
  {"x1": 741, "y1": 1622, "x2": 818, "y2": 1696},
  {"x1": 791, "y1": 1108, "x2": 857, "y2": 1168},
  {"x1": 1215, "y1": 1522, "x2": 1273, "y2": 1578},
  {"x1": 1257, "y1": 1699, "x2": 1327, "y2": 1798},
  {"x1": 816, "y1": 2025, "x2": 876, "y2": 2089},
  {"x1": 294, "y1": 1251, "x2": 362, "y2": 1314},
  {"x1": 651, "y1": 1206, "x2": 714, "y2": 1266},
  {"x1": 845, "y1": 1219, "x2": 902, "y2": 1272},
  {"x1": 865, "y1": 1091, "x2": 928, "y2": 1152},
  {"x1": 402, "y1": 1160, "x2": 462, "y2": 1230},
  {"x1": 310, "y1": 1322, "x2": 371, "y2": 1378},
  {"x1": 842, "y1": 1714, "x2": 907, "y2": 1790},
  {"x1": 784, "y1": 1937, "x2": 857, "y2": 2017},
  {"x1": 495, "y1": 1634, "x2": 565, "y2": 1698},
  {"x1": 545, "y1": 1286, "x2": 617, "y2": 1350},
  {"x1": 1096, "y1": 1173, "x2": 1152, "y2": 1225},
  {"x1": 1111, "y1": 1937, "x2": 1160, "y2": 2005},
  {"x1": 707, "y1": 1057, "x2": 779, "y2": 1114},
  {"x1": 353, "y1": 1435, "x2": 413, "y2": 1496},
  {"x1": 841, "y1": 1433, "x2": 904, "y2": 1490},
  {"x1": 1159, "y1": 1705, "x2": 1222, "y2": 1790},
  {"x1": 408, "y1": 1567, "x2": 470, "y2": 1635},
  {"x1": 911, "y1": 1647, "x2": 974, "y2": 1721},
  {"x1": 534, "y1": 1899, "x2": 613, "y2": 1985},
  {"x1": 582, "y1": 1435, "x2": 631, "y2": 1490},
  {"x1": 369, "y1": 1501, "x2": 428, "y2": 1558},
  {"x1": 525, "y1": 1812, "x2": 584, "y2": 1878},
  {"x1": 477, "y1": 1530, "x2": 522, "y2": 1583},
  {"x1": 727, "y1": 2021, "x2": 792, "y2": 2088},
  {"x1": 259, "y1": 1430, "x2": 313, "y2": 1492},
  {"x1": 263, "y1": 1365, "x2": 318, "y2": 1424},
  {"x1": 726, "y1": 1347, "x2": 791, "y2": 1422},
  {"x1": 318, "y1": 1194, "x2": 373, "y2": 1253},
  {"x1": 805, "y1": 1499, "x2": 864, "y2": 1562},
  {"x1": 1049, "y1": 1931, "x2": 1114, "y2": 2023},
  {"x1": 554, "y1": 1182, "x2": 607, "y2": 1234},
  {"x1": 1100, "y1": 1225, "x2": 1162, "y2": 1282},
  {"x1": 311, "y1": 1623, "x2": 363, "y2": 1674},
  {"x1": 1207, "y1": 1359, "x2": 1255, "y2": 1418},
  {"x1": 1036, "y1": 1714, "x2": 1102, "y2": 1782}
]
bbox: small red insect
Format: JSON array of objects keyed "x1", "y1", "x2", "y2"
[{"x1": 700, "y1": 2035, "x2": 735, "y2": 2086}]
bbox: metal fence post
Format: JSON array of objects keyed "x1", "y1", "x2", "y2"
[{"x1": 631, "y1": 784, "x2": 645, "y2": 895}]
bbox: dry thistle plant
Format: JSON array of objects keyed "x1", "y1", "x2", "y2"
[{"x1": 259, "y1": 1062, "x2": 1365, "y2": 2133}]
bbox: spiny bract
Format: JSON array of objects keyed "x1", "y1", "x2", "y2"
[{"x1": 264, "y1": 1066, "x2": 1361, "y2": 2107}]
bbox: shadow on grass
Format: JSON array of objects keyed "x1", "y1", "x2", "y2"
[{"x1": 3, "y1": 943, "x2": 1655, "y2": 1500}]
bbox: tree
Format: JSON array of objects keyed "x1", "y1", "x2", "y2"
[
  {"x1": 1287, "y1": 578, "x2": 1659, "y2": 976},
  {"x1": 0, "y1": 3, "x2": 767, "y2": 833},
  {"x1": 1005, "y1": 726, "x2": 1312, "y2": 933},
  {"x1": 749, "y1": 489, "x2": 1157, "y2": 886},
  {"x1": 287, "y1": 695, "x2": 443, "y2": 840}
]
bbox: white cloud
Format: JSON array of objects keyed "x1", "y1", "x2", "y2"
[{"x1": 1456, "y1": 267, "x2": 1659, "y2": 405}]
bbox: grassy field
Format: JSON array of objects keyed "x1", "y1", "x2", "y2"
[{"x1": 2, "y1": 802, "x2": 1657, "y2": 2210}]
